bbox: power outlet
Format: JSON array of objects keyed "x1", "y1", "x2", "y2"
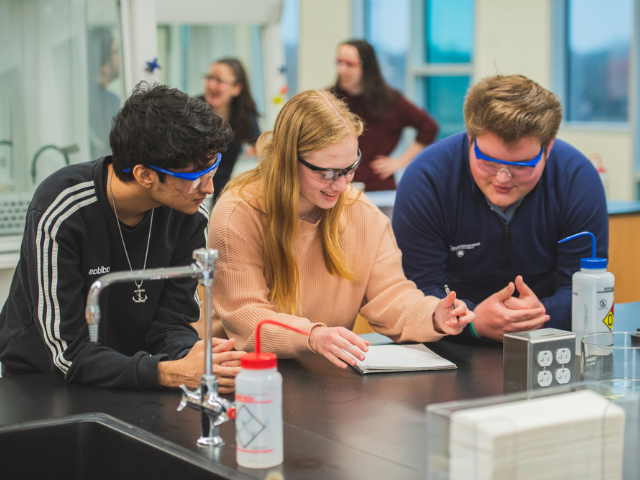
[
  {"x1": 504, "y1": 329, "x2": 576, "y2": 393},
  {"x1": 537, "y1": 370, "x2": 553, "y2": 387},
  {"x1": 555, "y1": 368, "x2": 571, "y2": 384},
  {"x1": 537, "y1": 350, "x2": 552, "y2": 367},
  {"x1": 555, "y1": 348, "x2": 571, "y2": 365}
]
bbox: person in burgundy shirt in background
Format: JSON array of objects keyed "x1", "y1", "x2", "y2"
[{"x1": 329, "y1": 39, "x2": 439, "y2": 191}]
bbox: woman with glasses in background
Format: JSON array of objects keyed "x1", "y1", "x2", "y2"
[
  {"x1": 330, "y1": 40, "x2": 439, "y2": 192},
  {"x1": 203, "y1": 90, "x2": 473, "y2": 369},
  {"x1": 200, "y1": 58, "x2": 260, "y2": 201}
]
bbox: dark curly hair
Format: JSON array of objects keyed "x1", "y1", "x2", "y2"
[
  {"x1": 332, "y1": 39, "x2": 398, "y2": 120},
  {"x1": 110, "y1": 81, "x2": 233, "y2": 182}
]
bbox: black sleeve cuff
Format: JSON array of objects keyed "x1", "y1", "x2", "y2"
[{"x1": 137, "y1": 353, "x2": 169, "y2": 390}]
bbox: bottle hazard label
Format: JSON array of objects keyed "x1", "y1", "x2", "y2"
[{"x1": 602, "y1": 305, "x2": 614, "y2": 331}]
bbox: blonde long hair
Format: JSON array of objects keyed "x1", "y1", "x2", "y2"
[{"x1": 223, "y1": 90, "x2": 364, "y2": 314}]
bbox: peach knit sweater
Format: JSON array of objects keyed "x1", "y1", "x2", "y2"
[{"x1": 208, "y1": 184, "x2": 445, "y2": 356}]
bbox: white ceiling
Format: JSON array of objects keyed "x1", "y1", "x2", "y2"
[{"x1": 155, "y1": 0, "x2": 283, "y2": 25}]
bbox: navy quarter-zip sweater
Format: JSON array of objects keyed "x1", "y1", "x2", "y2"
[{"x1": 392, "y1": 132, "x2": 608, "y2": 342}]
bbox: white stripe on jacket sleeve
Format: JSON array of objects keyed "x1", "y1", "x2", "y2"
[{"x1": 35, "y1": 181, "x2": 96, "y2": 373}]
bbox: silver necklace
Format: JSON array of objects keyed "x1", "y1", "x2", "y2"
[
  {"x1": 109, "y1": 170, "x2": 154, "y2": 303},
  {"x1": 299, "y1": 207, "x2": 318, "y2": 222}
]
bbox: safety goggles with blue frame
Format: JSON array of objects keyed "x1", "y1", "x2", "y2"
[
  {"x1": 124, "y1": 152, "x2": 222, "y2": 192},
  {"x1": 473, "y1": 141, "x2": 544, "y2": 178}
]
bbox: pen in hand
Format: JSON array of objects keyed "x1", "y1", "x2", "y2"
[{"x1": 444, "y1": 285, "x2": 461, "y2": 323}]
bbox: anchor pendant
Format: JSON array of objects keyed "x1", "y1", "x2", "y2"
[{"x1": 133, "y1": 286, "x2": 148, "y2": 303}]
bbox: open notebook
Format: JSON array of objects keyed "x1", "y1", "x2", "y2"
[{"x1": 349, "y1": 343, "x2": 457, "y2": 374}]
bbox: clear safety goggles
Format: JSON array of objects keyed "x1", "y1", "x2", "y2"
[
  {"x1": 474, "y1": 141, "x2": 543, "y2": 179},
  {"x1": 298, "y1": 148, "x2": 361, "y2": 183}
]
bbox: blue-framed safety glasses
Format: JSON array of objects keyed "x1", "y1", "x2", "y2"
[
  {"x1": 124, "y1": 153, "x2": 222, "y2": 193},
  {"x1": 473, "y1": 141, "x2": 544, "y2": 178}
]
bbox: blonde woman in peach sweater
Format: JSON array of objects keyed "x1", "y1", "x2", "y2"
[{"x1": 205, "y1": 90, "x2": 474, "y2": 369}]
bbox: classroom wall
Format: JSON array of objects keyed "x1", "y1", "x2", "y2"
[
  {"x1": 475, "y1": 0, "x2": 553, "y2": 87},
  {"x1": 555, "y1": 129, "x2": 634, "y2": 200},
  {"x1": 298, "y1": 0, "x2": 351, "y2": 91}
]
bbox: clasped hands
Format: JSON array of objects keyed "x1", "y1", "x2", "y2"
[
  {"x1": 473, "y1": 275, "x2": 550, "y2": 342},
  {"x1": 158, "y1": 337, "x2": 245, "y2": 393},
  {"x1": 310, "y1": 291, "x2": 474, "y2": 370}
]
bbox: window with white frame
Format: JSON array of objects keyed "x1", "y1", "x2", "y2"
[
  {"x1": 0, "y1": 0, "x2": 125, "y2": 201},
  {"x1": 365, "y1": 0, "x2": 411, "y2": 93},
  {"x1": 414, "y1": 0, "x2": 474, "y2": 139},
  {"x1": 360, "y1": 0, "x2": 474, "y2": 140},
  {"x1": 564, "y1": 0, "x2": 633, "y2": 123}
]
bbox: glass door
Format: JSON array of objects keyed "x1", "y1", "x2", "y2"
[{"x1": 0, "y1": 0, "x2": 125, "y2": 241}]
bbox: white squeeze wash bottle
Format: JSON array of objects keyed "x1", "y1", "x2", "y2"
[
  {"x1": 558, "y1": 231, "x2": 614, "y2": 353},
  {"x1": 235, "y1": 319, "x2": 308, "y2": 469}
]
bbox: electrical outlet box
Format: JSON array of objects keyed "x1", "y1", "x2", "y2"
[{"x1": 503, "y1": 328, "x2": 576, "y2": 394}]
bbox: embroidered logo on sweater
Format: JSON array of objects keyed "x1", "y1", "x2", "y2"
[
  {"x1": 449, "y1": 243, "x2": 480, "y2": 258},
  {"x1": 88, "y1": 266, "x2": 111, "y2": 275}
]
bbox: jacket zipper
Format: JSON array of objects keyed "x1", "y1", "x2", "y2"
[{"x1": 503, "y1": 223, "x2": 510, "y2": 269}]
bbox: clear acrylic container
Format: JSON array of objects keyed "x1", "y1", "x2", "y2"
[
  {"x1": 581, "y1": 332, "x2": 640, "y2": 393},
  {"x1": 425, "y1": 383, "x2": 639, "y2": 480}
]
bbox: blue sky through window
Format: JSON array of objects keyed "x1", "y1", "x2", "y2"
[
  {"x1": 567, "y1": 0, "x2": 632, "y2": 122},
  {"x1": 366, "y1": 0, "x2": 410, "y2": 92},
  {"x1": 569, "y1": 0, "x2": 632, "y2": 53},
  {"x1": 427, "y1": 0, "x2": 474, "y2": 63}
]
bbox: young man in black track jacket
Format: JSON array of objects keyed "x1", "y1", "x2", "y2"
[{"x1": 0, "y1": 82, "x2": 244, "y2": 391}]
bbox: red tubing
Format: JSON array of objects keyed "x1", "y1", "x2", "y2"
[{"x1": 255, "y1": 319, "x2": 309, "y2": 354}]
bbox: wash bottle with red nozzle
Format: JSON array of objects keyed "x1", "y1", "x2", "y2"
[{"x1": 235, "y1": 319, "x2": 308, "y2": 468}]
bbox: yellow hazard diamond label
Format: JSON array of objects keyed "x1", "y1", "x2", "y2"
[{"x1": 602, "y1": 307, "x2": 614, "y2": 331}]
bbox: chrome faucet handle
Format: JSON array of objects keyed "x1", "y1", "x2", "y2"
[
  {"x1": 203, "y1": 393, "x2": 235, "y2": 426},
  {"x1": 197, "y1": 395, "x2": 236, "y2": 446},
  {"x1": 177, "y1": 384, "x2": 202, "y2": 412},
  {"x1": 177, "y1": 380, "x2": 236, "y2": 447}
]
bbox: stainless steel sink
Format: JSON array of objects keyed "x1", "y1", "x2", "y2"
[{"x1": 0, "y1": 413, "x2": 243, "y2": 479}]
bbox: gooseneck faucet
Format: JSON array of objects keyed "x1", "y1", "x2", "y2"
[{"x1": 85, "y1": 248, "x2": 235, "y2": 446}]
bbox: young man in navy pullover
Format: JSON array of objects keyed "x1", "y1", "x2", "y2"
[{"x1": 392, "y1": 75, "x2": 608, "y2": 343}]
